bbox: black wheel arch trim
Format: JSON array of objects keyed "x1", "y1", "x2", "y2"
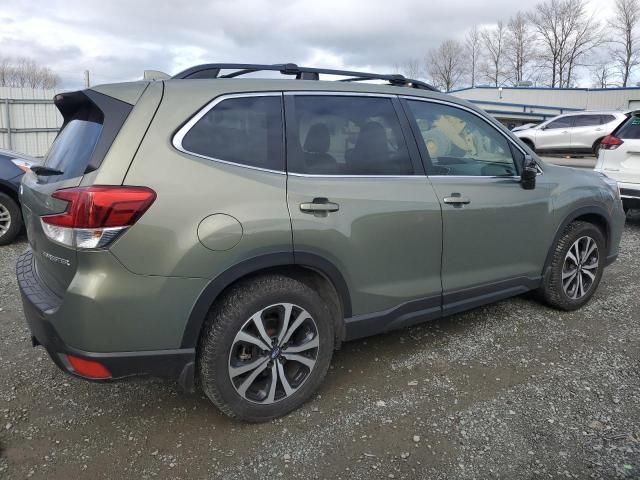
[
  {"x1": 542, "y1": 205, "x2": 612, "y2": 276},
  {"x1": 180, "y1": 251, "x2": 352, "y2": 348}
]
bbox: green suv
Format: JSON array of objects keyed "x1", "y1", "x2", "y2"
[{"x1": 17, "y1": 64, "x2": 625, "y2": 421}]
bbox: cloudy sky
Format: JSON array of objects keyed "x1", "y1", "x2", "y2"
[{"x1": 2, "y1": 0, "x2": 615, "y2": 89}]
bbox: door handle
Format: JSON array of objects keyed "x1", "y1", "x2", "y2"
[
  {"x1": 561, "y1": 130, "x2": 569, "y2": 134},
  {"x1": 300, "y1": 198, "x2": 340, "y2": 215},
  {"x1": 443, "y1": 194, "x2": 471, "y2": 206}
]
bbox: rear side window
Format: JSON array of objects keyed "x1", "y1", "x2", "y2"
[
  {"x1": 600, "y1": 115, "x2": 616, "y2": 124},
  {"x1": 545, "y1": 116, "x2": 574, "y2": 129},
  {"x1": 44, "y1": 106, "x2": 103, "y2": 182},
  {"x1": 615, "y1": 116, "x2": 640, "y2": 139},
  {"x1": 180, "y1": 96, "x2": 284, "y2": 171},
  {"x1": 573, "y1": 115, "x2": 602, "y2": 127},
  {"x1": 287, "y1": 96, "x2": 413, "y2": 175}
]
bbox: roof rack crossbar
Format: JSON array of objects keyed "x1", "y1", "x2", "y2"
[{"x1": 172, "y1": 63, "x2": 439, "y2": 91}]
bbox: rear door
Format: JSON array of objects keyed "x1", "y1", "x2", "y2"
[
  {"x1": 285, "y1": 93, "x2": 443, "y2": 322},
  {"x1": 570, "y1": 114, "x2": 604, "y2": 150},
  {"x1": 20, "y1": 90, "x2": 132, "y2": 296},
  {"x1": 536, "y1": 115, "x2": 574, "y2": 150}
]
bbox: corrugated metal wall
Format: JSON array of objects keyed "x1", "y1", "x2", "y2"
[
  {"x1": 0, "y1": 87, "x2": 62, "y2": 158},
  {"x1": 452, "y1": 87, "x2": 640, "y2": 112}
]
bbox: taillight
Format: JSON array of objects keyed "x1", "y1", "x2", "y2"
[
  {"x1": 40, "y1": 186, "x2": 156, "y2": 249},
  {"x1": 600, "y1": 135, "x2": 624, "y2": 150}
]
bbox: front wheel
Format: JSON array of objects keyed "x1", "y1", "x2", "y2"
[
  {"x1": 198, "y1": 274, "x2": 334, "y2": 422},
  {"x1": 539, "y1": 221, "x2": 606, "y2": 311}
]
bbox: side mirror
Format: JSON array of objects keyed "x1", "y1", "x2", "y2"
[{"x1": 521, "y1": 154, "x2": 537, "y2": 190}]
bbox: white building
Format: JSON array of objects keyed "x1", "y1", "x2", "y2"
[{"x1": 450, "y1": 86, "x2": 640, "y2": 129}]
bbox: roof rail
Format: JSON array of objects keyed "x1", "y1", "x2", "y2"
[{"x1": 171, "y1": 63, "x2": 439, "y2": 92}]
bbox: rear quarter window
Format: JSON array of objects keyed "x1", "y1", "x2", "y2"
[{"x1": 179, "y1": 95, "x2": 284, "y2": 171}]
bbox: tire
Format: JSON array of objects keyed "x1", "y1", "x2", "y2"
[
  {"x1": 539, "y1": 221, "x2": 606, "y2": 311},
  {"x1": 0, "y1": 192, "x2": 22, "y2": 246},
  {"x1": 521, "y1": 139, "x2": 535, "y2": 153},
  {"x1": 593, "y1": 138, "x2": 603, "y2": 157},
  {"x1": 198, "y1": 274, "x2": 335, "y2": 422}
]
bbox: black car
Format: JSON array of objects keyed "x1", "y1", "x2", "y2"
[{"x1": 0, "y1": 148, "x2": 38, "y2": 244}]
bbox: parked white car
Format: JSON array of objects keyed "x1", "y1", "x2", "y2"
[
  {"x1": 594, "y1": 115, "x2": 640, "y2": 213},
  {"x1": 514, "y1": 111, "x2": 630, "y2": 155}
]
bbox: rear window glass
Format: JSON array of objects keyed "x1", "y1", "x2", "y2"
[
  {"x1": 545, "y1": 116, "x2": 574, "y2": 129},
  {"x1": 287, "y1": 96, "x2": 413, "y2": 175},
  {"x1": 616, "y1": 116, "x2": 640, "y2": 139},
  {"x1": 44, "y1": 106, "x2": 103, "y2": 182},
  {"x1": 180, "y1": 96, "x2": 284, "y2": 171},
  {"x1": 574, "y1": 115, "x2": 601, "y2": 127}
]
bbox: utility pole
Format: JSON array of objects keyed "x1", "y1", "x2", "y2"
[{"x1": 84, "y1": 70, "x2": 90, "y2": 88}]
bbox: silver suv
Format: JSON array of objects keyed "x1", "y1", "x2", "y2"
[{"x1": 514, "y1": 111, "x2": 629, "y2": 155}]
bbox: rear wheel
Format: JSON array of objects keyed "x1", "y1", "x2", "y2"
[
  {"x1": 521, "y1": 138, "x2": 535, "y2": 153},
  {"x1": 0, "y1": 192, "x2": 22, "y2": 246},
  {"x1": 539, "y1": 221, "x2": 606, "y2": 310},
  {"x1": 593, "y1": 138, "x2": 603, "y2": 156},
  {"x1": 198, "y1": 274, "x2": 334, "y2": 422}
]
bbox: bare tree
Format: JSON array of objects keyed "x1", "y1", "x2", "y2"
[
  {"x1": 465, "y1": 26, "x2": 482, "y2": 87},
  {"x1": 505, "y1": 12, "x2": 537, "y2": 85},
  {"x1": 481, "y1": 21, "x2": 508, "y2": 87},
  {"x1": 0, "y1": 57, "x2": 60, "y2": 89},
  {"x1": 427, "y1": 39, "x2": 467, "y2": 92},
  {"x1": 393, "y1": 58, "x2": 425, "y2": 80},
  {"x1": 590, "y1": 62, "x2": 617, "y2": 88},
  {"x1": 609, "y1": 0, "x2": 640, "y2": 87},
  {"x1": 529, "y1": 0, "x2": 603, "y2": 87}
]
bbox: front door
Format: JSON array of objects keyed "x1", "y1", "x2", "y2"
[
  {"x1": 535, "y1": 115, "x2": 574, "y2": 150},
  {"x1": 402, "y1": 98, "x2": 554, "y2": 314},
  {"x1": 285, "y1": 93, "x2": 443, "y2": 326}
]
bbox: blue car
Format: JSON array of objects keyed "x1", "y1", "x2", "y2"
[{"x1": 0, "y1": 148, "x2": 39, "y2": 244}]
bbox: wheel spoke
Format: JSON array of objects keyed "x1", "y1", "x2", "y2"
[
  {"x1": 583, "y1": 241, "x2": 597, "y2": 262},
  {"x1": 281, "y1": 310, "x2": 311, "y2": 345},
  {"x1": 582, "y1": 269, "x2": 595, "y2": 281},
  {"x1": 565, "y1": 248, "x2": 578, "y2": 266},
  {"x1": 277, "y1": 360, "x2": 294, "y2": 396},
  {"x1": 563, "y1": 271, "x2": 578, "y2": 290},
  {"x1": 250, "y1": 312, "x2": 273, "y2": 346},
  {"x1": 282, "y1": 353, "x2": 316, "y2": 369},
  {"x1": 263, "y1": 363, "x2": 278, "y2": 403},
  {"x1": 234, "y1": 330, "x2": 270, "y2": 351},
  {"x1": 277, "y1": 303, "x2": 294, "y2": 344},
  {"x1": 229, "y1": 356, "x2": 268, "y2": 378},
  {"x1": 578, "y1": 272, "x2": 585, "y2": 297},
  {"x1": 237, "y1": 360, "x2": 270, "y2": 397},
  {"x1": 562, "y1": 268, "x2": 577, "y2": 280},
  {"x1": 284, "y1": 336, "x2": 319, "y2": 353}
]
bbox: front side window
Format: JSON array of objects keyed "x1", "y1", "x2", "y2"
[
  {"x1": 545, "y1": 116, "x2": 574, "y2": 129},
  {"x1": 180, "y1": 95, "x2": 284, "y2": 171},
  {"x1": 573, "y1": 115, "x2": 602, "y2": 127},
  {"x1": 406, "y1": 100, "x2": 517, "y2": 177},
  {"x1": 287, "y1": 96, "x2": 413, "y2": 175}
]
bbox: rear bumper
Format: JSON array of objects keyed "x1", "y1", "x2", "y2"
[
  {"x1": 620, "y1": 185, "x2": 640, "y2": 209},
  {"x1": 16, "y1": 249, "x2": 196, "y2": 388}
]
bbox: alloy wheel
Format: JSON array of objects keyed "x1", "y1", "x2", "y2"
[
  {"x1": 228, "y1": 303, "x2": 319, "y2": 404},
  {"x1": 562, "y1": 236, "x2": 599, "y2": 300},
  {"x1": 0, "y1": 203, "x2": 11, "y2": 237}
]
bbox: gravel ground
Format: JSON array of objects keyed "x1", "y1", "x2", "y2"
[{"x1": 1, "y1": 215, "x2": 639, "y2": 480}]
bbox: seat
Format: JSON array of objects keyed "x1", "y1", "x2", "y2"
[{"x1": 303, "y1": 123, "x2": 337, "y2": 173}]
